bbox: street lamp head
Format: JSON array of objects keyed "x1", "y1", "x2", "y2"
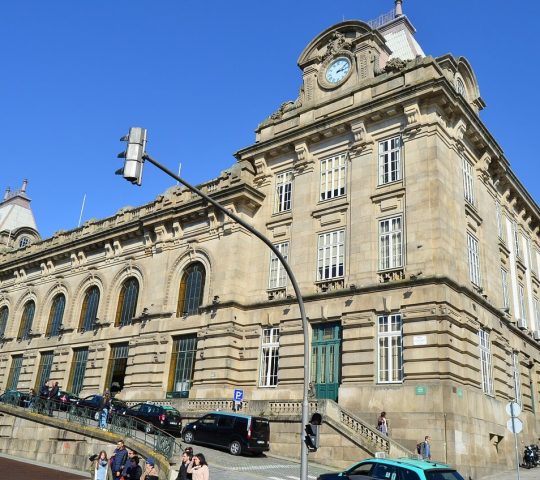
[{"x1": 116, "y1": 127, "x2": 148, "y2": 186}]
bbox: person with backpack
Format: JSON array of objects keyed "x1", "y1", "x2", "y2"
[{"x1": 418, "y1": 435, "x2": 431, "y2": 460}]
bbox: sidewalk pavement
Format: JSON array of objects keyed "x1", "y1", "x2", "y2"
[{"x1": 479, "y1": 466, "x2": 538, "y2": 479}]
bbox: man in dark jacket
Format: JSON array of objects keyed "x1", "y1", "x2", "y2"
[
  {"x1": 47, "y1": 381, "x2": 59, "y2": 416},
  {"x1": 110, "y1": 439, "x2": 129, "y2": 478},
  {"x1": 176, "y1": 450, "x2": 193, "y2": 480}
]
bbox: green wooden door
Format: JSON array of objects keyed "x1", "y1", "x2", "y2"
[{"x1": 311, "y1": 323, "x2": 341, "y2": 401}]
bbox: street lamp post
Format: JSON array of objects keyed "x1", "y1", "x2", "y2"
[{"x1": 116, "y1": 130, "x2": 311, "y2": 480}]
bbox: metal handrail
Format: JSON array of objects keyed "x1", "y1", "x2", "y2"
[{"x1": 0, "y1": 393, "x2": 182, "y2": 459}]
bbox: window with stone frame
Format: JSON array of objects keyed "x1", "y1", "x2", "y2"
[
  {"x1": 17, "y1": 300, "x2": 35, "y2": 340},
  {"x1": 467, "y1": 232, "x2": 481, "y2": 287},
  {"x1": 512, "y1": 221, "x2": 521, "y2": 258},
  {"x1": 519, "y1": 285, "x2": 527, "y2": 323},
  {"x1": 501, "y1": 268, "x2": 510, "y2": 311},
  {"x1": 495, "y1": 201, "x2": 505, "y2": 241},
  {"x1": 512, "y1": 351, "x2": 522, "y2": 406},
  {"x1": 6, "y1": 355, "x2": 23, "y2": 391},
  {"x1": 35, "y1": 351, "x2": 54, "y2": 390},
  {"x1": 274, "y1": 170, "x2": 293, "y2": 213},
  {"x1": 462, "y1": 156, "x2": 475, "y2": 205},
  {"x1": 377, "y1": 314, "x2": 403, "y2": 383},
  {"x1": 379, "y1": 216, "x2": 403, "y2": 270},
  {"x1": 0, "y1": 306, "x2": 8, "y2": 338},
  {"x1": 478, "y1": 329, "x2": 494, "y2": 395},
  {"x1": 67, "y1": 347, "x2": 89, "y2": 396},
  {"x1": 46, "y1": 293, "x2": 66, "y2": 337},
  {"x1": 176, "y1": 262, "x2": 205, "y2": 317},
  {"x1": 317, "y1": 230, "x2": 345, "y2": 281},
  {"x1": 259, "y1": 327, "x2": 279, "y2": 387},
  {"x1": 114, "y1": 277, "x2": 139, "y2": 327},
  {"x1": 320, "y1": 153, "x2": 346, "y2": 200},
  {"x1": 378, "y1": 137, "x2": 401, "y2": 185},
  {"x1": 534, "y1": 298, "x2": 540, "y2": 331},
  {"x1": 268, "y1": 242, "x2": 289, "y2": 290},
  {"x1": 78, "y1": 286, "x2": 100, "y2": 332}
]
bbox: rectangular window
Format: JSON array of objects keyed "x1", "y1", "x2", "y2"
[
  {"x1": 526, "y1": 238, "x2": 533, "y2": 270},
  {"x1": 35, "y1": 351, "x2": 54, "y2": 390},
  {"x1": 495, "y1": 201, "x2": 504, "y2": 240},
  {"x1": 268, "y1": 242, "x2": 289, "y2": 289},
  {"x1": 259, "y1": 327, "x2": 279, "y2": 387},
  {"x1": 512, "y1": 222, "x2": 521, "y2": 258},
  {"x1": 512, "y1": 352, "x2": 522, "y2": 406},
  {"x1": 534, "y1": 249, "x2": 540, "y2": 276},
  {"x1": 534, "y1": 298, "x2": 540, "y2": 331},
  {"x1": 167, "y1": 335, "x2": 197, "y2": 396},
  {"x1": 462, "y1": 157, "x2": 475, "y2": 205},
  {"x1": 519, "y1": 285, "x2": 527, "y2": 322},
  {"x1": 274, "y1": 171, "x2": 293, "y2": 213},
  {"x1": 377, "y1": 314, "x2": 403, "y2": 383},
  {"x1": 317, "y1": 230, "x2": 345, "y2": 280},
  {"x1": 501, "y1": 268, "x2": 509, "y2": 310},
  {"x1": 320, "y1": 153, "x2": 346, "y2": 200},
  {"x1": 467, "y1": 233, "x2": 481, "y2": 286},
  {"x1": 104, "y1": 343, "x2": 129, "y2": 393},
  {"x1": 378, "y1": 137, "x2": 401, "y2": 185},
  {"x1": 67, "y1": 347, "x2": 88, "y2": 395},
  {"x1": 379, "y1": 217, "x2": 403, "y2": 270},
  {"x1": 478, "y1": 329, "x2": 493, "y2": 395},
  {"x1": 6, "y1": 355, "x2": 23, "y2": 391}
]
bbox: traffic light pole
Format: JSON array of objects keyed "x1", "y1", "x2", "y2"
[{"x1": 142, "y1": 154, "x2": 311, "y2": 480}]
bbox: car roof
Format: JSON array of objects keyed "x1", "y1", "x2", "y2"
[
  {"x1": 358, "y1": 457, "x2": 455, "y2": 472},
  {"x1": 207, "y1": 411, "x2": 268, "y2": 420}
]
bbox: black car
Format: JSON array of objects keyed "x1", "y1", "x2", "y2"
[
  {"x1": 0, "y1": 389, "x2": 32, "y2": 408},
  {"x1": 182, "y1": 412, "x2": 270, "y2": 456},
  {"x1": 52, "y1": 390, "x2": 81, "y2": 411},
  {"x1": 75, "y1": 394, "x2": 128, "y2": 420},
  {"x1": 120, "y1": 402, "x2": 182, "y2": 435}
]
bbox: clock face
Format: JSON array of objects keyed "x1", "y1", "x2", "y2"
[{"x1": 325, "y1": 57, "x2": 351, "y2": 84}]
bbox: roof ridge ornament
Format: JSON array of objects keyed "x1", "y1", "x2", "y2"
[
  {"x1": 395, "y1": 0, "x2": 403, "y2": 17},
  {"x1": 324, "y1": 32, "x2": 354, "y2": 60}
]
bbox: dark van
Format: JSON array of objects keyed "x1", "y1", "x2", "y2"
[{"x1": 181, "y1": 412, "x2": 270, "y2": 455}]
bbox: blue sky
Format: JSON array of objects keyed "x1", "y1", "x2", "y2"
[{"x1": 2, "y1": 0, "x2": 539, "y2": 239}]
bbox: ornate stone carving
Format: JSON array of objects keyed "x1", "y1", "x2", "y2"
[
  {"x1": 383, "y1": 58, "x2": 407, "y2": 74},
  {"x1": 476, "y1": 152, "x2": 492, "y2": 183},
  {"x1": 294, "y1": 142, "x2": 314, "y2": 173},
  {"x1": 324, "y1": 32, "x2": 353, "y2": 60},
  {"x1": 349, "y1": 120, "x2": 373, "y2": 154}
]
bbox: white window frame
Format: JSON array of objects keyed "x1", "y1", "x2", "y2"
[
  {"x1": 534, "y1": 298, "x2": 540, "y2": 331},
  {"x1": 377, "y1": 314, "x2": 403, "y2": 383},
  {"x1": 274, "y1": 171, "x2": 293, "y2": 213},
  {"x1": 378, "y1": 137, "x2": 401, "y2": 185},
  {"x1": 462, "y1": 156, "x2": 475, "y2": 205},
  {"x1": 512, "y1": 222, "x2": 521, "y2": 258},
  {"x1": 478, "y1": 329, "x2": 494, "y2": 396},
  {"x1": 501, "y1": 268, "x2": 509, "y2": 310},
  {"x1": 317, "y1": 230, "x2": 345, "y2": 281},
  {"x1": 467, "y1": 233, "x2": 481, "y2": 286},
  {"x1": 320, "y1": 153, "x2": 346, "y2": 201},
  {"x1": 512, "y1": 351, "x2": 522, "y2": 406},
  {"x1": 379, "y1": 216, "x2": 403, "y2": 270},
  {"x1": 495, "y1": 201, "x2": 504, "y2": 240},
  {"x1": 259, "y1": 327, "x2": 279, "y2": 387},
  {"x1": 519, "y1": 285, "x2": 527, "y2": 322},
  {"x1": 268, "y1": 242, "x2": 289, "y2": 290}
]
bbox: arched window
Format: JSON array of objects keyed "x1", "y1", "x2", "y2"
[
  {"x1": 0, "y1": 306, "x2": 8, "y2": 337},
  {"x1": 456, "y1": 77, "x2": 466, "y2": 97},
  {"x1": 177, "y1": 262, "x2": 205, "y2": 317},
  {"x1": 78, "y1": 286, "x2": 100, "y2": 332},
  {"x1": 17, "y1": 300, "x2": 35, "y2": 340},
  {"x1": 46, "y1": 294, "x2": 66, "y2": 337},
  {"x1": 18, "y1": 237, "x2": 30, "y2": 248},
  {"x1": 115, "y1": 277, "x2": 139, "y2": 327}
]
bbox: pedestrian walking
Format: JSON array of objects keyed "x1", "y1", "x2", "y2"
[
  {"x1": 110, "y1": 440, "x2": 129, "y2": 478},
  {"x1": 187, "y1": 453, "x2": 209, "y2": 480},
  {"x1": 48, "y1": 381, "x2": 59, "y2": 415},
  {"x1": 141, "y1": 457, "x2": 159, "y2": 480},
  {"x1": 176, "y1": 449, "x2": 193, "y2": 480},
  {"x1": 420, "y1": 435, "x2": 432, "y2": 460},
  {"x1": 120, "y1": 449, "x2": 135, "y2": 479},
  {"x1": 90, "y1": 450, "x2": 113, "y2": 480},
  {"x1": 27, "y1": 388, "x2": 36, "y2": 409},
  {"x1": 376, "y1": 411, "x2": 389, "y2": 436},
  {"x1": 98, "y1": 392, "x2": 111, "y2": 429}
]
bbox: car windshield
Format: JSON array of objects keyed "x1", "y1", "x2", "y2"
[{"x1": 425, "y1": 470, "x2": 465, "y2": 480}]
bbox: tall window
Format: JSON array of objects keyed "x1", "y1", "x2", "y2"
[
  {"x1": 378, "y1": 137, "x2": 401, "y2": 185},
  {"x1": 105, "y1": 343, "x2": 129, "y2": 393},
  {"x1": 79, "y1": 286, "x2": 100, "y2": 332},
  {"x1": 317, "y1": 230, "x2": 345, "y2": 280},
  {"x1": 462, "y1": 157, "x2": 475, "y2": 205},
  {"x1": 519, "y1": 285, "x2": 527, "y2": 322},
  {"x1": 274, "y1": 171, "x2": 293, "y2": 213},
  {"x1": 512, "y1": 222, "x2": 521, "y2": 258},
  {"x1": 467, "y1": 233, "x2": 481, "y2": 286},
  {"x1": 46, "y1": 293, "x2": 66, "y2": 337},
  {"x1": 68, "y1": 347, "x2": 89, "y2": 395},
  {"x1": 495, "y1": 202, "x2": 504, "y2": 240},
  {"x1": 478, "y1": 329, "x2": 493, "y2": 395},
  {"x1": 512, "y1": 352, "x2": 522, "y2": 406},
  {"x1": 167, "y1": 335, "x2": 197, "y2": 397},
  {"x1": 268, "y1": 242, "x2": 289, "y2": 289},
  {"x1": 0, "y1": 306, "x2": 8, "y2": 337},
  {"x1": 320, "y1": 153, "x2": 346, "y2": 200},
  {"x1": 533, "y1": 249, "x2": 540, "y2": 276},
  {"x1": 456, "y1": 77, "x2": 466, "y2": 96},
  {"x1": 259, "y1": 328, "x2": 279, "y2": 387},
  {"x1": 115, "y1": 277, "x2": 139, "y2": 327},
  {"x1": 534, "y1": 298, "x2": 540, "y2": 331},
  {"x1": 377, "y1": 314, "x2": 403, "y2": 383},
  {"x1": 501, "y1": 268, "x2": 509, "y2": 311},
  {"x1": 6, "y1": 355, "x2": 23, "y2": 391},
  {"x1": 35, "y1": 351, "x2": 54, "y2": 390},
  {"x1": 177, "y1": 263, "x2": 205, "y2": 317},
  {"x1": 379, "y1": 217, "x2": 403, "y2": 270},
  {"x1": 17, "y1": 300, "x2": 35, "y2": 340}
]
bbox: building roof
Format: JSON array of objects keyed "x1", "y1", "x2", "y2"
[{"x1": 0, "y1": 180, "x2": 39, "y2": 235}]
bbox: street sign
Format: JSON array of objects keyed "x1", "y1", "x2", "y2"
[
  {"x1": 233, "y1": 389, "x2": 244, "y2": 402},
  {"x1": 507, "y1": 417, "x2": 523, "y2": 434},
  {"x1": 505, "y1": 401, "x2": 522, "y2": 417}
]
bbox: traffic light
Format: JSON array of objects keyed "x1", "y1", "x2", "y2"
[
  {"x1": 116, "y1": 127, "x2": 148, "y2": 186},
  {"x1": 304, "y1": 412, "x2": 322, "y2": 452}
]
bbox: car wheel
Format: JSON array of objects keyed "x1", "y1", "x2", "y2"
[
  {"x1": 144, "y1": 423, "x2": 154, "y2": 434},
  {"x1": 229, "y1": 440, "x2": 242, "y2": 456},
  {"x1": 183, "y1": 431, "x2": 194, "y2": 443}
]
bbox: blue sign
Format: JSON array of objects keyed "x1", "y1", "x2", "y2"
[{"x1": 233, "y1": 389, "x2": 244, "y2": 402}]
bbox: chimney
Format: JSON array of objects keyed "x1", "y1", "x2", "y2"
[
  {"x1": 395, "y1": 0, "x2": 403, "y2": 17},
  {"x1": 21, "y1": 179, "x2": 28, "y2": 193},
  {"x1": 3, "y1": 187, "x2": 10, "y2": 201}
]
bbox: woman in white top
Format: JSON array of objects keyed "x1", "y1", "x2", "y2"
[{"x1": 187, "y1": 453, "x2": 210, "y2": 480}]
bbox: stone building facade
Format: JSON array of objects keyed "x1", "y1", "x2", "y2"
[{"x1": 0, "y1": 2, "x2": 539, "y2": 475}]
